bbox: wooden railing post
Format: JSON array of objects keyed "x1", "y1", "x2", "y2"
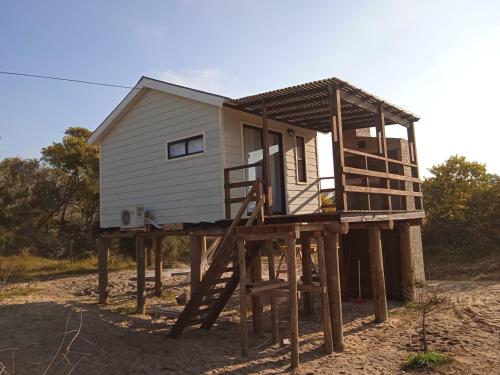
[
  {"x1": 261, "y1": 99, "x2": 273, "y2": 216},
  {"x1": 328, "y1": 84, "x2": 346, "y2": 211},
  {"x1": 377, "y1": 104, "x2": 392, "y2": 210},
  {"x1": 224, "y1": 169, "x2": 231, "y2": 219}
]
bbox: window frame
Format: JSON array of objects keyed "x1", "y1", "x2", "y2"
[
  {"x1": 295, "y1": 135, "x2": 307, "y2": 183},
  {"x1": 166, "y1": 133, "x2": 205, "y2": 161}
]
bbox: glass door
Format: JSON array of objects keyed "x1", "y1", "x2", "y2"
[{"x1": 243, "y1": 125, "x2": 286, "y2": 215}]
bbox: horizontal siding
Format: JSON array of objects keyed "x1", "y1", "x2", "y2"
[
  {"x1": 100, "y1": 89, "x2": 222, "y2": 227},
  {"x1": 222, "y1": 107, "x2": 320, "y2": 216}
]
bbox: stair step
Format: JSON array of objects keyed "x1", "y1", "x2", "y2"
[
  {"x1": 216, "y1": 277, "x2": 232, "y2": 284},
  {"x1": 209, "y1": 287, "x2": 226, "y2": 295},
  {"x1": 188, "y1": 317, "x2": 206, "y2": 326},
  {"x1": 224, "y1": 266, "x2": 236, "y2": 272},
  {"x1": 194, "y1": 307, "x2": 211, "y2": 316}
]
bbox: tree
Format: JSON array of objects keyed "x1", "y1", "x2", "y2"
[
  {"x1": 422, "y1": 155, "x2": 500, "y2": 251},
  {"x1": 41, "y1": 127, "x2": 99, "y2": 250}
]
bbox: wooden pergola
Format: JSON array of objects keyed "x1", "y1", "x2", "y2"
[{"x1": 224, "y1": 77, "x2": 421, "y2": 213}]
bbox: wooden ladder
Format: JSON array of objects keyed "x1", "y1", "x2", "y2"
[{"x1": 168, "y1": 180, "x2": 265, "y2": 338}]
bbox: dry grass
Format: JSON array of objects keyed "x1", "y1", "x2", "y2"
[
  {"x1": 424, "y1": 246, "x2": 500, "y2": 281},
  {"x1": 0, "y1": 254, "x2": 134, "y2": 281}
]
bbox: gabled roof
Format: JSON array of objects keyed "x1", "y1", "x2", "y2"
[
  {"x1": 89, "y1": 75, "x2": 419, "y2": 145},
  {"x1": 88, "y1": 76, "x2": 228, "y2": 145}
]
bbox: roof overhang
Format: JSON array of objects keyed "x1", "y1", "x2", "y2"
[
  {"x1": 88, "y1": 76, "x2": 228, "y2": 145},
  {"x1": 226, "y1": 77, "x2": 419, "y2": 132}
]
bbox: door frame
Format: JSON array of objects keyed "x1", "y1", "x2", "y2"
[{"x1": 242, "y1": 123, "x2": 287, "y2": 215}]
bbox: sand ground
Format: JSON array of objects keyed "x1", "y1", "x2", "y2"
[{"x1": 1, "y1": 268, "x2": 500, "y2": 374}]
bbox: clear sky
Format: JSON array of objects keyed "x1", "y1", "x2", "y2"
[{"x1": 1, "y1": 0, "x2": 499, "y2": 177}]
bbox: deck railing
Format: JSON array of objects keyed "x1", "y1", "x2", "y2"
[
  {"x1": 223, "y1": 161, "x2": 263, "y2": 219},
  {"x1": 341, "y1": 148, "x2": 423, "y2": 211}
]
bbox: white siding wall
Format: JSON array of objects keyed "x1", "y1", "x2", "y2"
[
  {"x1": 222, "y1": 107, "x2": 320, "y2": 216},
  {"x1": 100, "y1": 89, "x2": 223, "y2": 227}
]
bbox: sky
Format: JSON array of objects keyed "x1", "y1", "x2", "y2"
[{"x1": 1, "y1": 0, "x2": 499, "y2": 177}]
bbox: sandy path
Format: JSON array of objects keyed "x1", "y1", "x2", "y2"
[{"x1": 1, "y1": 272, "x2": 499, "y2": 374}]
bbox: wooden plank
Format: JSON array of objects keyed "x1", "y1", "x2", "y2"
[
  {"x1": 266, "y1": 239, "x2": 279, "y2": 344},
  {"x1": 328, "y1": 84, "x2": 347, "y2": 211},
  {"x1": 248, "y1": 279, "x2": 288, "y2": 294},
  {"x1": 300, "y1": 237, "x2": 314, "y2": 316},
  {"x1": 136, "y1": 236, "x2": 146, "y2": 315},
  {"x1": 190, "y1": 235, "x2": 203, "y2": 297},
  {"x1": 224, "y1": 161, "x2": 262, "y2": 172},
  {"x1": 97, "y1": 237, "x2": 109, "y2": 305},
  {"x1": 316, "y1": 236, "x2": 333, "y2": 354},
  {"x1": 238, "y1": 240, "x2": 248, "y2": 357},
  {"x1": 262, "y1": 100, "x2": 273, "y2": 215},
  {"x1": 287, "y1": 235, "x2": 299, "y2": 368},
  {"x1": 344, "y1": 185, "x2": 423, "y2": 197},
  {"x1": 377, "y1": 104, "x2": 392, "y2": 210},
  {"x1": 342, "y1": 166, "x2": 421, "y2": 183},
  {"x1": 154, "y1": 237, "x2": 162, "y2": 297},
  {"x1": 368, "y1": 226, "x2": 388, "y2": 322},
  {"x1": 343, "y1": 147, "x2": 417, "y2": 168},
  {"x1": 250, "y1": 242, "x2": 264, "y2": 334},
  {"x1": 224, "y1": 169, "x2": 231, "y2": 219},
  {"x1": 324, "y1": 231, "x2": 344, "y2": 351},
  {"x1": 225, "y1": 180, "x2": 256, "y2": 189}
]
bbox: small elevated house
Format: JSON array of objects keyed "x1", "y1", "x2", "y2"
[{"x1": 90, "y1": 76, "x2": 425, "y2": 368}]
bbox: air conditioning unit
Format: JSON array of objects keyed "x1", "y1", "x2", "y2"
[{"x1": 120, "y1": 207, "x2": 145, "y2": 229}]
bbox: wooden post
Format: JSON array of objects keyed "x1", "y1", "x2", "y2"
[
  {"x1": 300, "y1": 237, "x2": 314, "y2": 316},
  {"x1": 238, "y1": 239, "x2": 248, "y2": 357},
  {"x1": 266, "y1": 239, "x2": 279, "y2": 344},
  {"x1": 136, "y1": 236, "x2": 146, "y2": 315},
  {"x1": 316, "y1": 235, "x2": 333, "y2": 354},
  {"x1": 250, "y1": 242, "x2": 264, "y2": 334},
  {"x1": 328, "y1": 84, "x2": 347, "y2": 211},
  {"x1": 261, "y1": 99, "x2": 273, "y2": 215},
  {"x1": 377, "y1": 104, "x2": 392, "y2": 210},
  {"x1": 368, "y1": 226, "x2": 388, "y2": 322},
  {"x1": 190, "y1": 235, "x2": 202, "y2": 297},
  {"x1": 154, "y1": 237, "x2": 163, "y2": 297},
  {"x1": 97, "y1": 237, "x2": 109, "y2": 305},
  {"x1": 324, "y1": 231, "x2": 344, "y2": 351},
  {"x1": 146, "y1": 241, "x2": 153, "y2": 269},
  {"x1": 287, "y1": 235, "x2": 299, "y2": 368},
  {"x1": 399, "y1": 222, "x2": 415, "y2": 301},
  {"x1": 224, "y1": 169, "x2": 231, "y2": 219}
]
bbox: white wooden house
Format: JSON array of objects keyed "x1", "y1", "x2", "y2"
[{"x1": 89, "y1": 77, "x2": 321, "y2": 228}]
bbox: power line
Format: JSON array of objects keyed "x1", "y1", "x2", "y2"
[{"x1": 0, "y1": 70, "x2": 138, "y2": 90}]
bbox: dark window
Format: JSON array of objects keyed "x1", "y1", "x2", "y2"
[
  {"x1": 167, "y1": 134, "x2": 204, "y2": 159},
  {"x1": 296, "y1": 136, "x2": 307, "y2": 182}
]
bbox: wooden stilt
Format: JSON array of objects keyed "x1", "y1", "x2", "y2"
[
  {"x1": 324, "y1": 231, "x2": 344, "y2": 351},
  {"x1": 266, "y1": 239, "x2": 279, "y2": 344},
  {"x1": 238, "y1": 239, "x2": 248, "y2": 357},
  {"x1": 399, "y1": 222, "x2": 415, "y2": 301},
  {"x1": 300, "y1": 237, "x2": 314, "y2": 316},
  {"x1": 97, "y1": 237, "x2": 109, "y2": 305},
  {"x1": 368, "y1": 226, "x2": 388, "y2": 322},
  {"x1": 154, "y1": 237, "x2": 162, "y2": 297},
  {"x1": 146, "y1": 241, "x2": 153, "y2": 269},
  {"x1": 136, "y1": 236, "x2": 146, "y2": 315},
  {"x1": 190, "y1": 235, "x2": 202, "y2": 297},
  {"x1": 250, "y1": 242, "x2": 264, "y2": 334},
  {"x1": 316, "y1": 235, "x2": 333, "y2": 354},
  {"x1": 287, "y1": 235, "x2": 299, "y2": 368}
]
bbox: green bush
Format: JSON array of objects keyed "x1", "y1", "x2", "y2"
[{"x1": 401, "y1": 351, "x2": 452, "y2": 371}]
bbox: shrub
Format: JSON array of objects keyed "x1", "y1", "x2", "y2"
[{"x1": 401, "y1": 351, "x2": 452, "y2": 371}]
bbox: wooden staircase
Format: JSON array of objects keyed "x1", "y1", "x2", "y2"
[{"x1": 168, "y1": 180, "x2": 265, "y2": 338}]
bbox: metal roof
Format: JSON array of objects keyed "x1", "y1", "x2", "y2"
[{"x1": 225, "y1": 77, "x2": 419, "y2": 132}]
